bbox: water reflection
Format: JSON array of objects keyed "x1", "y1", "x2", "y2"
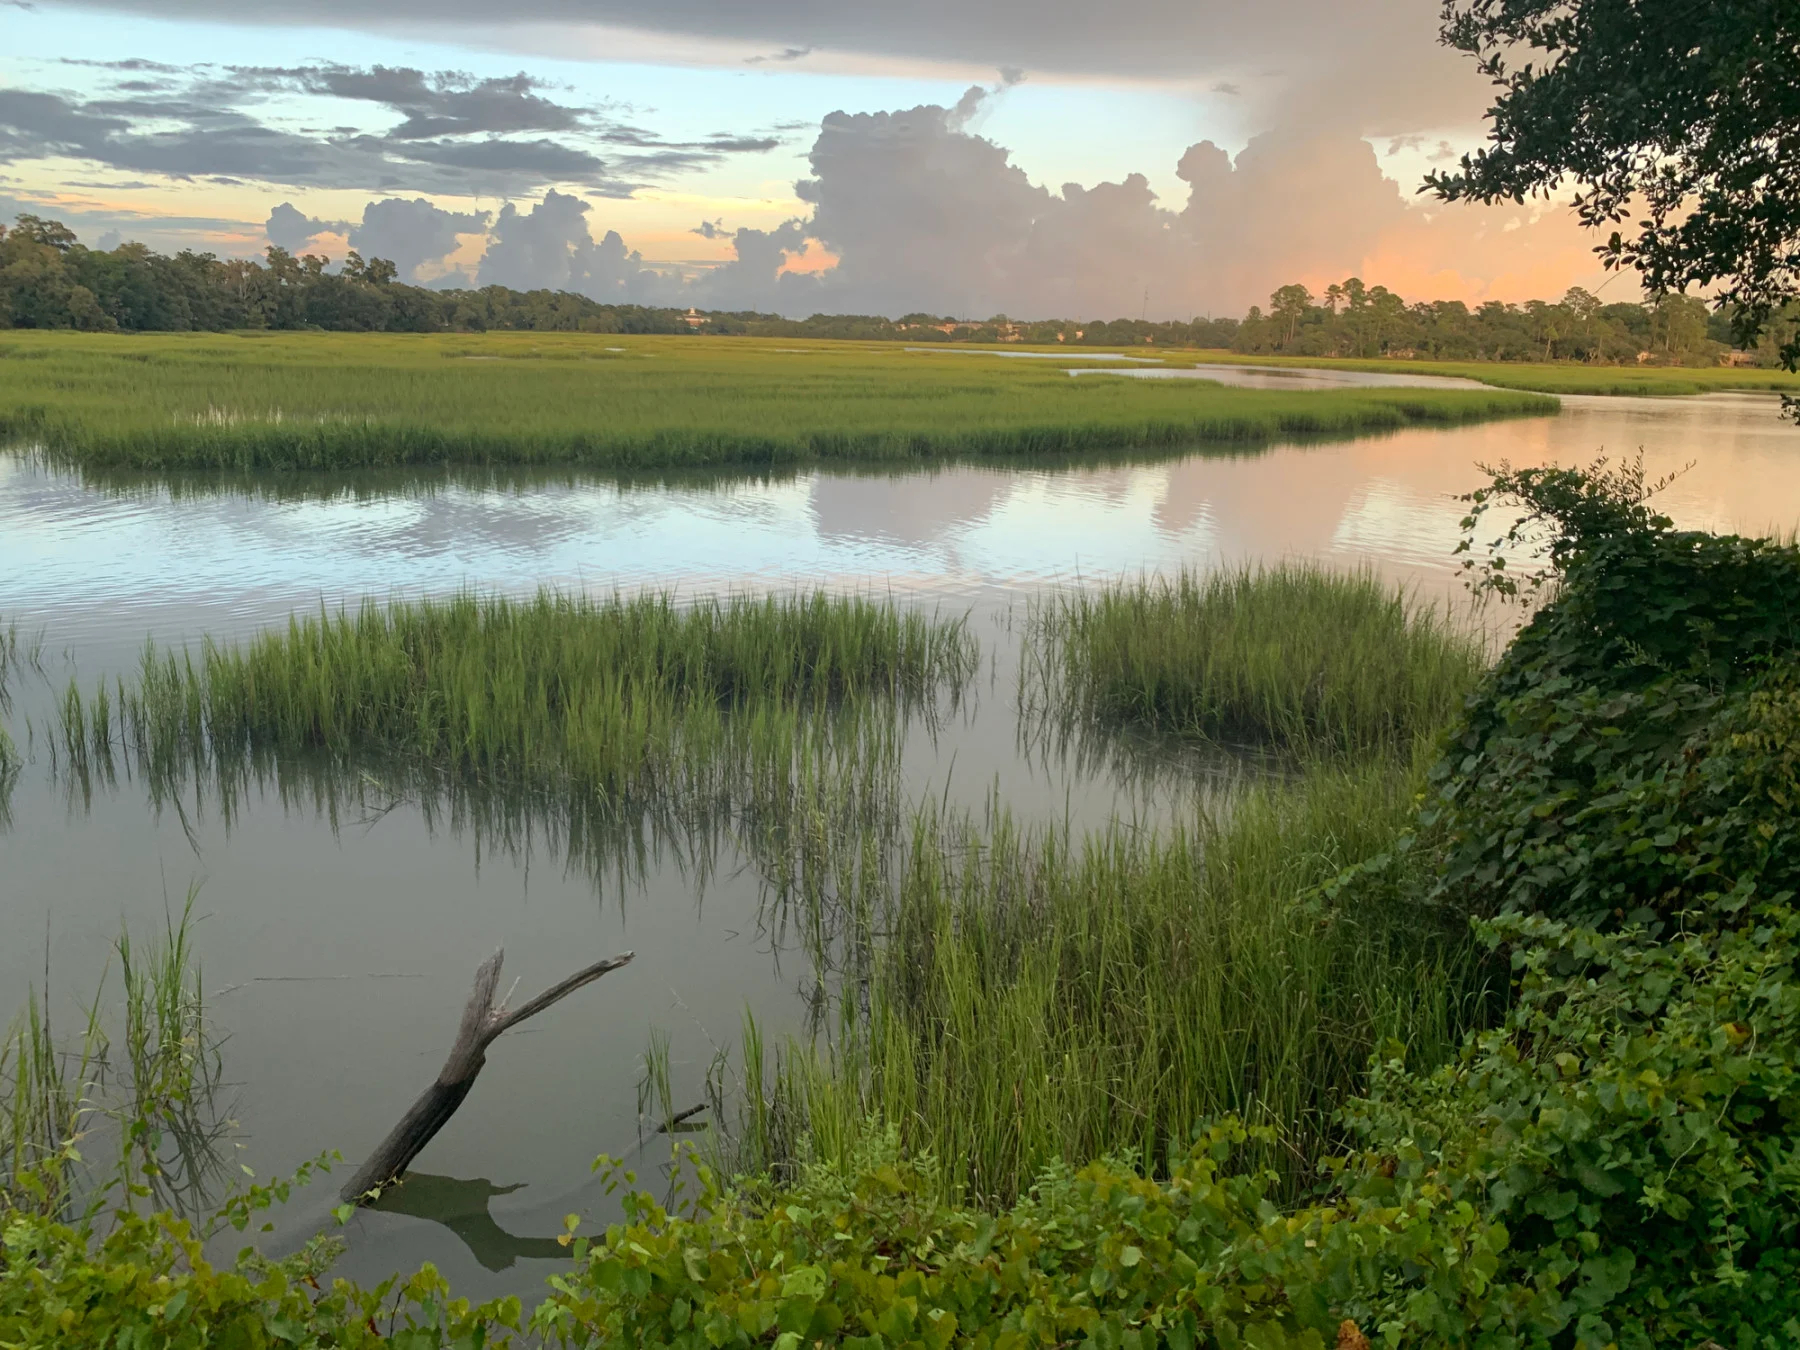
[
  {"x1": 1068, "y1": 362, "x2": 1492, "y2": 391},
  {"x1": 11, "y1": 393, "x2": 1789, "y2": 674},
  {"x1": 370, "y1": 1174, "x2": 571, "y2": 1273}
]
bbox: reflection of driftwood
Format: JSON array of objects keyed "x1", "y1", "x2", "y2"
[
  {"x1": 343, "y1": 949, "x2": 634, "y2": 1204},
  {"x1": 372, "y1": 1173, "x2": 569, "y2": 1272}
]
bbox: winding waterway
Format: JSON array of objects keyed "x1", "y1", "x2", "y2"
[{"x1": 2, "y1": 383, "x2": 1796, "y2": 1295}]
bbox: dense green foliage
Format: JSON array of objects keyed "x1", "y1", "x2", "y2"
[
  {"x1": 1418, "y1": 460, "x2": 1800, "y2": 929},
  {"x1": 0, "y1": 214, "x2": 694, "y2": 337},
  {"x1": 1029, "y1": 565, "x2": 1483, "y2": 756},
  {"x1": 0, "y1": 331, "x2": 1556, "y2": 473},
  {"x1": 1431, "y1": 0, "x2": 1800, "y2": 372},
  {"x1": 1228, "y1": 277, "x2": 1800, "y2": 369}
]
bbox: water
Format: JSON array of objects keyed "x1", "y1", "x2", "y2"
[
  {"x1": 903, "y1": 346, "x2": 1162, "y2": 362},
  {"x1": 3, "y1": 385, "x2": 1798, "y2": 1296},
  {"x1": 1069, "y1": 362, "x2": 1495, "y2": 391}
]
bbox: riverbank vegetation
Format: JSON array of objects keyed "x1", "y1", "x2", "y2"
[
  {"x1": 0, "y1": 331, "x2": 1555, "y2": 473},
  {"x1": 10, "y1": 466, "x2": 1800, "y2": 1345}
]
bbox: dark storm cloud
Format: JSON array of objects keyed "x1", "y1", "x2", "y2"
[
  {"x1": 206, "y1": 64, "x2": 599, "y2": 140},
  {"x1": 41, "y1": 0, "x2": 1484, "y2": 133},
  {"x1": 0, "y1": 61, "x2": 782, "y2": 195}
]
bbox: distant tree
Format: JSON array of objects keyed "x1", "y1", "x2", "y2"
[
  {"x1": 1651, "y1": 293, "x2": 1713, "y2": 363},
  {"x1": 1429, "y1": 0, "x2": 1800, "y2": 372},
  {"x1": 10, "y1": 215, "x2": 78, "y2": 250},
  {"x1": 1269, "y1": 284, "x2": 1314, "y2": 347}
]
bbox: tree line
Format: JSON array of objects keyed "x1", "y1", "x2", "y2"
[
  {"x1": 3, "y1": 212, "x2": 1790, "y2": 366},
  {"x1": 0, "y1": 215, "x2": 690, "y2": 336}
]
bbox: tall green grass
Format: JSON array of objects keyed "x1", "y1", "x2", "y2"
[
  {"x1": 2, "y1": 894, "x2": 227, "y2": 1224},
  {"x1": 729, "y1": 755, "x2": 1492, "y2": 1206},
  {"x1": 1027, "y1": 563, "x2": 1484, "y2": 756},
  {"x1": 703, "y1": 565, "x2": 1496, "y2": 1206},
  {"x1": 0, "y1": 332, "x2": 1557, "y2": 472},
  {"x1": 56, "y1": 589, "x2": 977, "y2": 835},
  {"x1": 0, "y1": 619, "x2": 38, "y2": 786}
]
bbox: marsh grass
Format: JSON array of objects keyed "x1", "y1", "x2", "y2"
[
  {"x1": 0, "y1": 618, "x2": 41, "y2": 777},
  {"x1": 55, "y1": 588, "x2": 976, "y2": 807},
  {"x1": 1026, "y1": 564, "x2": 1485, "y2": 757},
  {"x1": 52, "y1": 590, "x2": 978, "y2": 907},
  {"x1": 1, "y1": 893, "x2": 229, "y2": 1225},
  {"x1": 0, "y1": 332, "x2": 1557, "y2": 472},
  {"x1": 703, "y1": 567, "x2": 1495, "y2": 1206},
  {"x1": 724, "y1": 753, "x2": 1493, "y2": 1207}
]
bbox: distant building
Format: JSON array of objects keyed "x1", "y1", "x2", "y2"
[{"x1": 683, "y1": 308, "x2": 710, "y2": 328}]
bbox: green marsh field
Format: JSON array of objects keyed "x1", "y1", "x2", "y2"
[{"x1": 0, "y1": 330, "x2": 1556, "y2": 472}]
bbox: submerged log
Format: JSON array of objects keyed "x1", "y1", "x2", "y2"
[{"x1": 342, "y1": 948, "x2": 635, "y2": 1204}]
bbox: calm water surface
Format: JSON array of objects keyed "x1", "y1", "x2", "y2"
[{"x1": 3, "y1": 386, "x2": 1797, "y2": 1294}]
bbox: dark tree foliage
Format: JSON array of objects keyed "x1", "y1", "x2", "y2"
[{"x1": 1429, "y1": 0, "x2": 1800, "y2": 369}]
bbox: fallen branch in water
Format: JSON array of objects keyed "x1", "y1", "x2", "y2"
[
  {"x1": 656, "y1": 1103, "x2": 708, "y2": 1134},
  {"x1": 342, "y1": 948, "x2": 635, "y2": 1204}
]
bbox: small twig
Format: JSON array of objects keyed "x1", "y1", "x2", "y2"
[{"x1": 656, "y1": 1103, "x2": 708, "y2": 1134}]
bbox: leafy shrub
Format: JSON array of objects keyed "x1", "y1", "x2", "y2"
[
  {"x1": 1415, "y1": 458, "x2": 1800, "y2": 928},
  {"x1": 0, "y1": 1203, "x2": 513, "y2": 1349}
]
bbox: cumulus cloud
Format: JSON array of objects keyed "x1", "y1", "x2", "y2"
[
  {"x1": 266, "y1": 200, "x2": 339, "y2": 253},
  {"x1": 476, "y1": 188, "x2": 668, "y2": 299},
  {"x1": 348, "y1": 197, "x2": 488, "y2": 281},
  {"x1": 693, "y1": 219, "x2": 819, "y2": 312},
  {"x1": 287, "y1": 80, "x2": 1605, "y2": 319},
  {"x1": 772, "y1": 87, "x2": 1610, "y2": 319}
]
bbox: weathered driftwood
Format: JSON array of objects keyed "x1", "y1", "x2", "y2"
[{"x1": 342, "y1": 948, "x2": 635, "y2": 1204}]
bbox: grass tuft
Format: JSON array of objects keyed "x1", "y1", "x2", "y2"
[
  {"x1": 1027, "y1": 563, "x2": 1485, "y2": 757},
  {"x1": 55, "y1": 588, "x2": 978, "y2": 832}
]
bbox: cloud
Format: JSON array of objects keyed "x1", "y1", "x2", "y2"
[
  {"x1": 44, "y1": 1, "x2": 1481, "y2": 132},
  {"x1": 744, "y1": 47, "x2": 812, "y2": 65},
  {"x1": 692, "y1": 218, "x2": 819, "y2": 311},
  {"x1": 348, "y1": 197, "x2": 489, "y2": 280},
  {"x1": 0, "y1": 62, "x2": 782, "y2": 198},
  {"x1": 266, "y1": 201, "x2": 339, "y2": 253},
  {"x1": 476, "y1": 187, "x2": 669, "y2": 299},
  {"x1": 286, "y1": 66, "x2": 592, "y2": 140},
  {"x1": 774, "y1": 89, "x2": 1611, "y2": 319}
]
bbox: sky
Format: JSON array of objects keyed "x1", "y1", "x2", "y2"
[{"x1": 0, "y1": 0, "x2": 1625, "y2": 319}]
